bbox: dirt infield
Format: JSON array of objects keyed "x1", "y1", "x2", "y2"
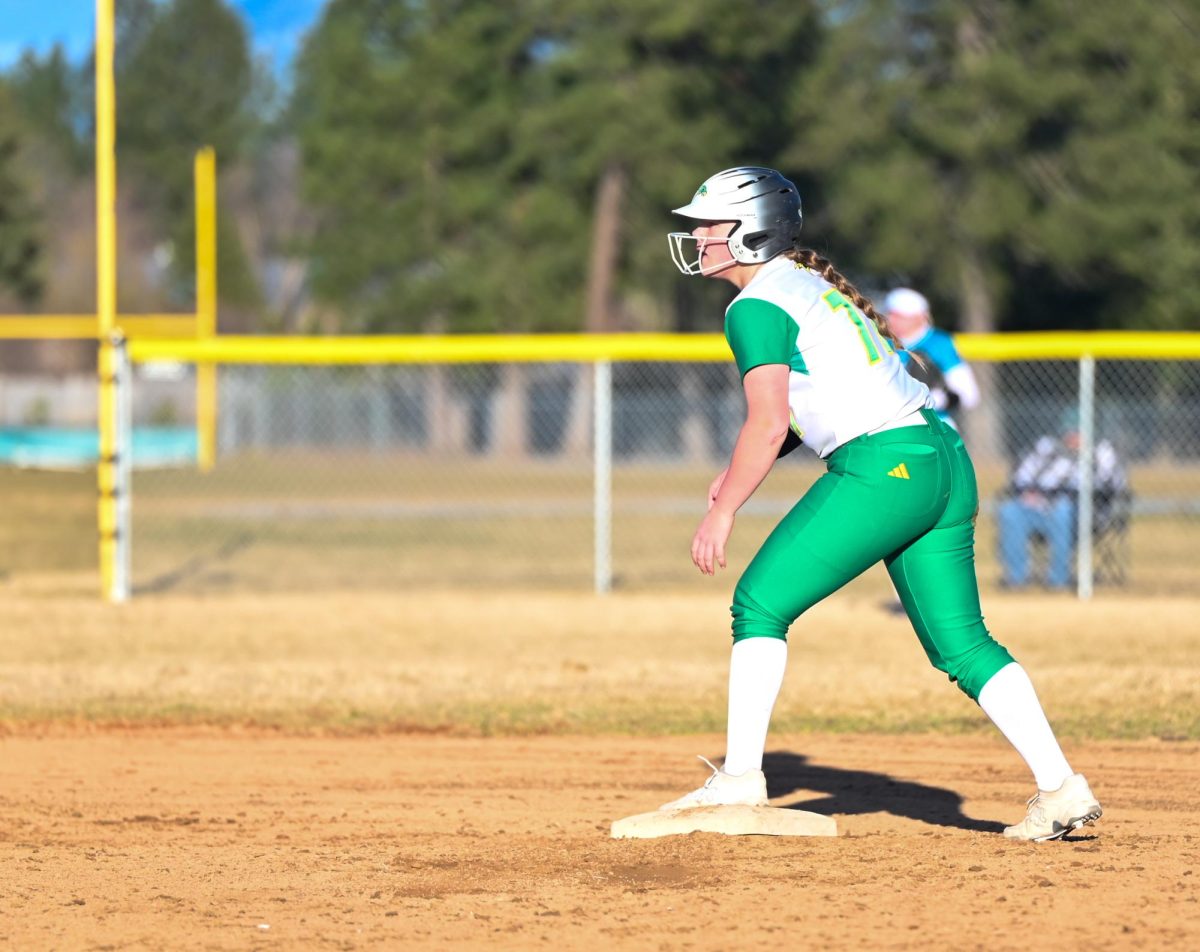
[
  {"x1": 2, "y1": 582, "x2": 1198, "y2": 948},
  {"x1": 3, "y1": 730, "x2": 1198, "y2": 950}
]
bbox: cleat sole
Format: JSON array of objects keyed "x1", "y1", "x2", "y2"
[{"x1": 1033, "y1": 806, "x2": 1103, "y2": 842}]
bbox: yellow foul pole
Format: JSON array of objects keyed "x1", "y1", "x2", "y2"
[
  {"x1": 96, "y1": 0, "x2": 119, "y2": 599},
  {"x1": 194, "y1": 148, "x2": 218, "y2": 471}
]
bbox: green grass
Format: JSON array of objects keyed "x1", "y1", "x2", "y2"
[
  {"x1": 7, "y1": 457, "x2": 1197, "y2": 595},
  {"x1": 0, "y1": 468, "x2": 98, "y2": 575},
  {"x1": 3, "y1": 458, "x2": 1199, "y2": 738},
  {"x1": 1, "y1": 586, "x2": 1197, "y2": 739}
]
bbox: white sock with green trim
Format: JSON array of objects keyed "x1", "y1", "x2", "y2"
[
  {"x1": 723, "y1": 637, "x2": 787, "y2": 777},
  {"x1": 977, "y1": 662, "x2": 1073, "y2": 791}
]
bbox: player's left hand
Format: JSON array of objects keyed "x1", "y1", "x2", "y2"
[{"x1": 691, "y1": 507, "x2": 734, "y2": 575}]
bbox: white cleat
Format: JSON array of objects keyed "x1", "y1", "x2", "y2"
[
  {"x1": 658, "y1": 756, "x2": 769, "y2": 812},
  {"x1": 1003, "y1": 773, "x2": 1103, "y2": 842}
]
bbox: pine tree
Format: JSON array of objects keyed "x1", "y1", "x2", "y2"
[
  {"x1": 496, "y1": 0, "x2": 822, "y2": 333},
  {"x1": 7, "y1": 46, "x2": 86, "y2": 174},
  {"x1": 293, "y1": 0, "x2": 822, "y2": 333},
  {"x1": 293, "y1": 0, "x2": 547, "y2": 332},
  {"x1": 787, "y1": 0, "x2": 1200, "y2": 332},
  {"x1": 114, "y1": 0, "x2": 261, "y2": 309},
  {"x1": 0, "y1": 83, "x2": 43, "y2": 305}
]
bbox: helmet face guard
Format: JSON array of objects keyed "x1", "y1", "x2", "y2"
[
  {"x1": 668, "y1": 167, "x2": 803, "y2": 276},
  {"x1": 667, "y1": 231, "x2": 737, "y2": 276}
]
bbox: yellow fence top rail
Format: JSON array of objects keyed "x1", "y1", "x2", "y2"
[
  {"x1": 0, "y1": 315, "x2": 199, "y2": 340},
  {"x1": 131, "y1": 334, "x2": 731, "y2": 364},
  {"x1": 126, "y1": 331, "x2": 1200, "y2": 365},
  {"x1": 956, "y1": 331, "x2": 1200, "y2": 360}
]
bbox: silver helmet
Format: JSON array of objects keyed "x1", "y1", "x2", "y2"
[{"x1": 668, "y1": 166, "x2": 803, "y2": 275}]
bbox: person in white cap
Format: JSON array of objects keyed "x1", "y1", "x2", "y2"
[{"x1": 884, "y1": 288, "x2": 980, "y2": 430}]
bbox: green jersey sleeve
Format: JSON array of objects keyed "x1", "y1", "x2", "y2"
[{"x1": 724, "y1": 297, "x2": 805, "y2": 379}]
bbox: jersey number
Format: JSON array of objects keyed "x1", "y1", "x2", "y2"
[{"x1": 822, "y1": 289, "x2": 893, "y2": 365}]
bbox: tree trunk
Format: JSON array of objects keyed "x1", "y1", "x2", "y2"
[
  {"x1": 559, "y1": 363, "x2": 593, "y2": 462},
  {"x1": 490, "y1": 362, "x2": 528, "y2": 458},
  {"x1": 956, "y1": 244, "x2": 1002, "y2": 465},
  {"x1": 564, "y1": 163, "x2": 627, "y2": 457},
  {"x1": 584, "y1": 163, "x2": 625, "y2": 335},
  {"x1": 679, "y1": 365, "x2": 712, "y2": 464},
  {"x1": 426, "y1": 365, "x2": 467, "y2": 455}
]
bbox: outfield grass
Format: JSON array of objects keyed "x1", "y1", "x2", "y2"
[
  {"x1": 3, "y1": 451, "x2": 1198, "y2": 743},
  {"x1": 1, "y1": 468, "x2": 98, "y2": 575},
  {"x1": 0, "y1": 578, "x2": 1196, "y2": 739},
  {"x1": 5, "y1": 457, "x2": 1196, "y2": 595}
]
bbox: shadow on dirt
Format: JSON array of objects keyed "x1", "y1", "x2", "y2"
[
  {"x1": 134, "y1": 533, "x2": 254, "y2": 595},
  {"x1": 761, "y1": 750, "x2": 1005, "y2": 833}
]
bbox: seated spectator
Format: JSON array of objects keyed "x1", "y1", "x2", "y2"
[{"x1": 997, "y1": 411, "x2": 1128, "y2": 590}]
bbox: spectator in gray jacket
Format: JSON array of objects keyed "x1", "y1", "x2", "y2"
[{"x1": 998, "y1": 411, "x2": 1127, "y2": 589}]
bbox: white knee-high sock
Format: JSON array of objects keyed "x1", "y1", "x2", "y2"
[
  {"x1": 977, "y1": 662, "x2": 1073, "y2": 791},
  {"x1": 723, "y1": 637, "x2": 788, "y2": 777}
]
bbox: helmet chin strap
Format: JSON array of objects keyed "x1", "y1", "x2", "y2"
[{"x1": 700, "y1": 256, "x2": 739, "y2": 277}]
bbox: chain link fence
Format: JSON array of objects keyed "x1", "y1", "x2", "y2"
[{"x1": 117, "y1": 356, "x2": 1200, "y2": 597}]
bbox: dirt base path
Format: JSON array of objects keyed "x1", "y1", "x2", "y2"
[{"x1": 2, "y1": 731, "x2": 1198, "y2": 950}]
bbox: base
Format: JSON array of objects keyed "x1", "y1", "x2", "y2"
[{"x1": 611, "y1": 804, "x2": 837, "y2": 840}]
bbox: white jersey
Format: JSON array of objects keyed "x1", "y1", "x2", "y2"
[{"x1": 724, "y1": 257, "x2": 929, "y2": 457}]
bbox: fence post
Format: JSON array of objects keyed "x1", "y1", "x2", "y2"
[
  {"x1": 110, "y1": 333, "x2": 132, "y2": 601},
  {"x1": 593, "y1": 359, "x2": 613, "y2": 594},
  {"x1": 195, "y1": 147, "x2": 218, "y2": 472},
  {"x1": 96, "y1": 0, "x2": 119, "y2": 600},
  {"x1": 1076, "y1": 355, "x2": 1095, "y2": 600}
]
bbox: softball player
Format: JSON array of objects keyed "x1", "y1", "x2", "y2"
[
  {"x1": 884, "y1": 287, "x2": 981, "y2": 431},
  {"x1": 661, "y1": 167, "x2": 1101, "y2": 841}
]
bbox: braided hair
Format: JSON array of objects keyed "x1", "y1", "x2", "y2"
[{"x1": 783, "y1": 248, "x2": 905, "y2": 356}]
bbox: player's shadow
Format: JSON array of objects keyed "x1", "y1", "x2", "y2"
[{"x1": 760, "y1": 750, "x2": 1005, "y2": 833}]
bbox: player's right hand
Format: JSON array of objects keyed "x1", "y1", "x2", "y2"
[{"x1": 692, "y1": 506, "x2": 734, "y2": 576}]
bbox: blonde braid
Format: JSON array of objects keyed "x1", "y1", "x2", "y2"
[{"x1": 784, "y1": 248, "x2": 906, "y2": 355}]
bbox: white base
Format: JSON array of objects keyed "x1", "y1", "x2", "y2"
[{"x1": 611, "y1": 804, "x2": 837, "y2": 839}]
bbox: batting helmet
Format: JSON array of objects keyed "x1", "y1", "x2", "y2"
[{"x1": 668, "y1": 167, "x2": 803, "y2": 275}]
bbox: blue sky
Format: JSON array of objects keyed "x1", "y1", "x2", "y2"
[{"x1": 0, "y1": 0, "x2": 328, "y2": 73}]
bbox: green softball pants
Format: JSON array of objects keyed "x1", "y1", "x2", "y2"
[{"x1": 731, "y1": 409, "x2": 1014, "y2": 701}]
